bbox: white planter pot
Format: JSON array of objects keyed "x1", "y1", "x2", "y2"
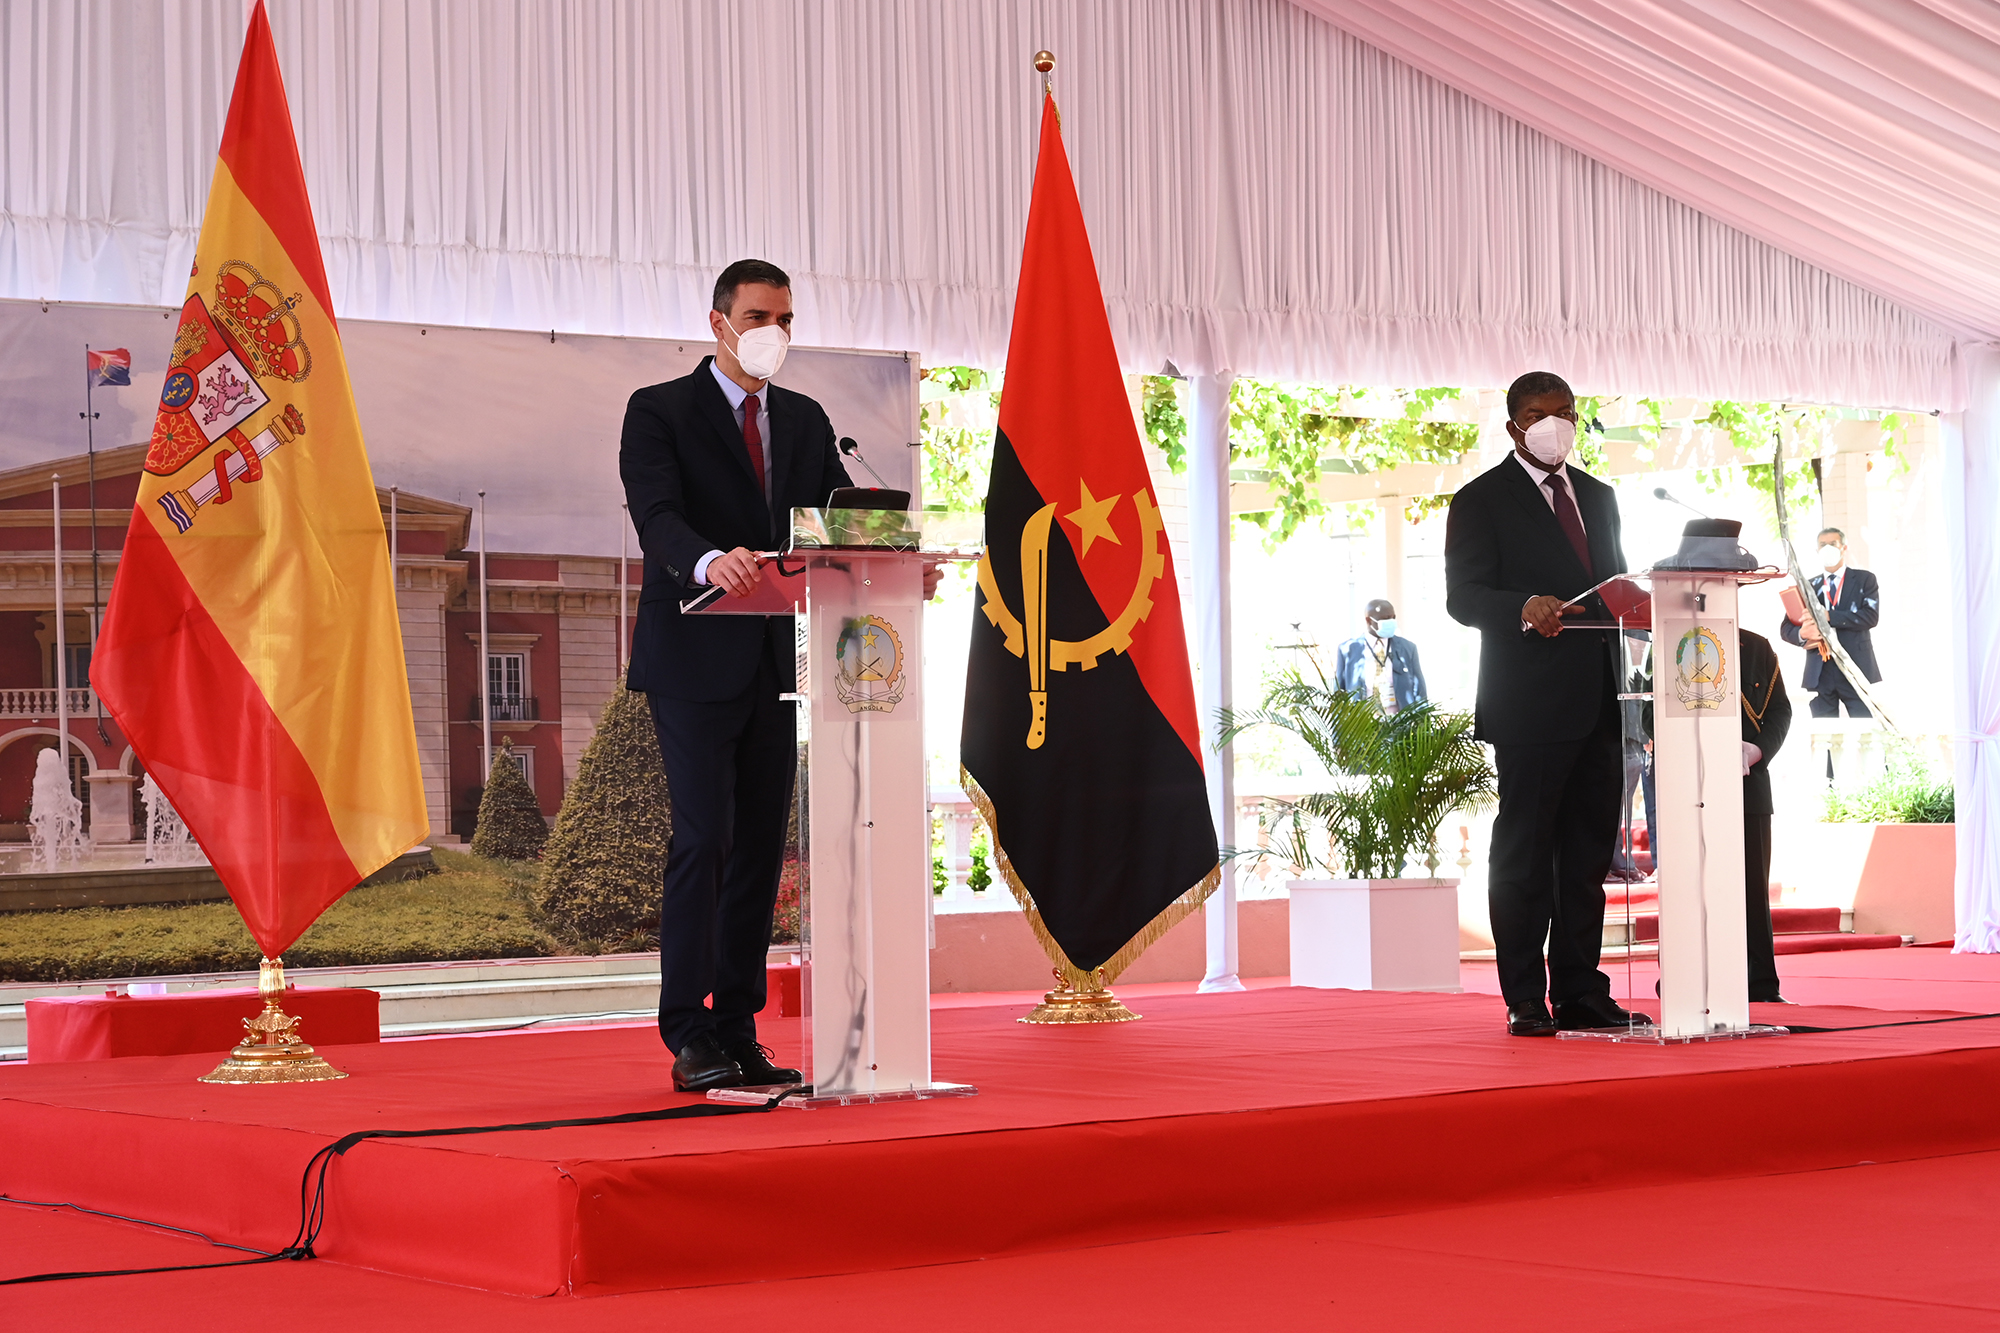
[{"x1": 1288, "y1": 878, "x2": 1463, "y2": 993}]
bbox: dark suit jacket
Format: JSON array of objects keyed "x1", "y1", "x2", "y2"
[
  {"x1": 620, "y1": 357, "x2": 853, "y2": 702},
  {"x1": 1778, "y1": 567, "x2": 1881, "y2": 691},
  {"x1": 1444, "y1": 457, "x2": 1628, "y2": 746},
  {"x1": 1738, "y1": 630, "x2": 1791, "y2": 817},
  {"x1": 1333, "y1": 635, "x2": 1428, "y2": 710}
]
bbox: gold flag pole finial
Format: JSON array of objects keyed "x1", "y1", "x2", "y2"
[
  {"x1": 199, "y1": 956, "x2": 349, "y2": 1083},
  {"x1": 1034, "y1": 49, "x2": 1055, "y2": 97}
]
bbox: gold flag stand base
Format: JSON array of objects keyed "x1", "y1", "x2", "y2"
[
  {"x1": 199, "y1": 957, "x2": 348, "y2": 1084},
  {"x1": 1020, "y1": 968, "x2": 1141, "y2": 1024}
]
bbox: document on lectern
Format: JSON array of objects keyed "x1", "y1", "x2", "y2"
[
  {"x1": 679, "y1": 560, "x2": 808, "y2": 615},
  {"x1": 1551, "y1": 573, "x2": 1653, "y2": 629}
]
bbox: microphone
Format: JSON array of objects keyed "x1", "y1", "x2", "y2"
[
  {"x1": 838, "y1": 436, "x2": 892, "y2": 489},
  {"x1": 1653, "y1": 486, "x2": 1712, "y2": 520}
]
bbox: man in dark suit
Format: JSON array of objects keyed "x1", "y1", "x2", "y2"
[
  {"x1": 1738, "y1": 629, "x2": 1792, "y2": 1004},
  {"x1": 1445, "y1": 371, "x2": 1648, "y2": 1036},
  {"x1": 1778, "y1": 527, "x2": 1881, "y2": 717},
  {"x1": 619, "y1": 258, "x2": 857, "y2": 1092}
]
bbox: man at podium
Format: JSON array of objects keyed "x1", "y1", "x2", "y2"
[
  {"x1": 620, "y1": 259, "x2": 854, "y2": 1092},
  {"x1": 1444, "y1": 371, "x2": 1650, "y2": 1037}
]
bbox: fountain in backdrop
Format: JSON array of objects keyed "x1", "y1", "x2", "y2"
[
  {"x1": 141, "y1": 773, "x2": 202, "y2": 866},
  {"x1": 27, "y1": 748, "x2": 85, "y2": 872}
]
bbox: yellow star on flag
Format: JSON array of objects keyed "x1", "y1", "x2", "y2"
[{"x1": 1065, "y1": 480, "x2": 1122, "y2": 557}]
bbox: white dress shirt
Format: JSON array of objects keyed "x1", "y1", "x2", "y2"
[{"x1": 693, "y1": 359, "x2": 774, "y2": 585}]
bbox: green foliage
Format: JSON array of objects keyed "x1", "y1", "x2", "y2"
[
  {"x1": 1824, "y1": 748, "x2": 1955, "y2": 824},
  {"x1": 536, "y1": 683, "x2": 672, "y2": 949},
  {"x1": 0, "y1": 849, "x2": 554, "y2": 982},
  {"x1": 967, "y1": 828, "x2": 993, "y2": 892},
  {"x1": 1218, "y1": 673, "x2": 1496, "y2": 879},
  {"x1": 470, "y1": 738, "x2": 548, "y2": 861},
  {"x1": 920, "y1": 365, "x2": 999, "y2": 515},
  {"x1": 1142, "y1": 375, "x2": 1190, "y2": 472}
]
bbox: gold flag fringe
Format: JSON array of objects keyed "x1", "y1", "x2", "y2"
[{"x1": 960, "y1": 766, "x2": 1223, "y2": 991}]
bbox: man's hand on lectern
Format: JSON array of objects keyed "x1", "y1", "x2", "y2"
[
  {"x1": 709, "y1": 547, "x2": 763, "y2": 598},
  {"x1": 1521, "y1": 594, "x2": 1581, "y2": 638},
  {"x1": 922, "y1": 560, "x2": 943, "y2": 601}
]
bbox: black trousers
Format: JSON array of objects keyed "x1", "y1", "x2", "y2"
[
  {"x1": 1809, "y1": 669, "x2": 1871, "y2": 718},
  {"x1": 647, "y1": 656, "x2": 797, "y2": 1054},
  {"x1": 1745, "y1": 811, "x2": 1781, "y2": 1002},
  {"x1": 1488, "y1": 682, "x2": 1623, "y2": 1008}
]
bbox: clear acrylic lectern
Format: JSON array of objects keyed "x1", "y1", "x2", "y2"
[
  {"x1": 1563, "y1": 558, "x2": 1789, "y2": 1044},
  {"x1": 695, "y1": 508, "x2": 982, "y2": 1105}
]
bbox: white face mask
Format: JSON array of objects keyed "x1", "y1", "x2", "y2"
[
  {"x1": 724, "y1": 316, "x2": 790, "y2": 381},
  {"x1": 1520, "y1": 415, "x2": 1576, "y2": 468},
  {"x1": 1374, "y1": 618, "x2": 1397, "y2": 640},
  {"x1": 1819, "y1": 544, "x2": 1844, "y2": 571}
]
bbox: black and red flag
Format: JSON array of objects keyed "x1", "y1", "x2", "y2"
[{"x1": 961, "y1": 92, "x2": 1219, "y2": 985}]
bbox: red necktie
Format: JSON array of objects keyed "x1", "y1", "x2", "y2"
[
  {"x1": 1544, "y1": 472, "x2": 1592, "y2": 573},
  {"x1": 742, "y1": 393, "x2": 767, "y2": 495}
]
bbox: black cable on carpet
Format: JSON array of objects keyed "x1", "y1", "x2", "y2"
[
  {"x1": 1778, "y1": 1010, "x2": 2000, "y2": 1034},
  {"x1": 1, "y1": 1088, "x2": 801, "y2": 1285}
]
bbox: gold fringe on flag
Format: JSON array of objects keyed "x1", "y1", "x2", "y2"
[{"x1": 962, "y1": 767, "x2": 1223, "y2": 1023}]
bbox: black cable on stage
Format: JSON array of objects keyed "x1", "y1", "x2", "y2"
[
  {"x1": 1, "y1": 1088, "x2": 801, "y2": 1286},
  {"x1": 1777, "y1": 1010, "x2": 2000, "y2": 1035}
]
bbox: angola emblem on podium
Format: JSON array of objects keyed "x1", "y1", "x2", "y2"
[
  {"x1": 834, "y1": 614, "x2": 906, "y2": 714},
  {"x1": 1673, "y1": 625, "x2": 1729, "y2": 710}
]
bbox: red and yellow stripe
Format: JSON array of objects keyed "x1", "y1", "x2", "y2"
[{"x1": 95, "y1": 2, "x2": 424, "y2": 956}]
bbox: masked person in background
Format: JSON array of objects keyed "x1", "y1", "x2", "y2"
[
  {"x1": 1779, "y1": 527, "x2": 1881, "y2": 717},
  {"x1": 1445, "y1": 371, "x2": 1648, "y2": 1037},
  {"x1": 1738, "y1": 628, "x2": 1792, "y2": 1003},
  {"x1": 1335, "y1": 599, "x2": 1428, "y2": 711}
]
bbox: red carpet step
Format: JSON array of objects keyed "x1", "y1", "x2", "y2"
[{"x1": 3, "y1": 988, "x2": 1998, "y2": 1296}]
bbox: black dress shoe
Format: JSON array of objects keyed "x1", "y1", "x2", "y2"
[
  {"x1": 1750, "y1": 994, "x2": 1792, "y2": 1005},
  {"x1": 671, "y1": 1032, "x2": 744, "y2": 1092},
  {"x1": 1555, "y1": 994, "x2": 1651, "y2": 1030},
  {"x1": 724, "y1": 1040, "x2": 803, "y2": 1086},
  {"x1": 1506, "y1": 1001, "x2": 1559, "y2": 1036}
]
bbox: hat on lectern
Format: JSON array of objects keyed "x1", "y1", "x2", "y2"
[{"x1": 1654, "y1": 518, "x2": 1759, "y2": 571}]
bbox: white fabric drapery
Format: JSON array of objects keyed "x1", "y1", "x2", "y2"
[
  {"x1": 1945, "y1": 344, "x2": 2000, "y2": 953},
  {"x1": 0, "y1": 0, "x2": 1959, "y2": 407},
  {"x1": 1300, "y1": 0, "x2": 2000, "y2": 349}
]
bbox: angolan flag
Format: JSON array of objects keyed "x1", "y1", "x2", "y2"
[
  {"x1": 961, "y1": 91, "x2": 1218, "y2": 984},
  {"x1": 94, "y1": 2, "x2": 424, "y2": 958}
]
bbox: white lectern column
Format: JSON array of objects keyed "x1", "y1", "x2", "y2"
[
  {"x1": 1649, "y1": 572, "x2": 1750, "y2": 1038},
  {"x1": 700, "y1": 512, "x2": 978, "y2": 1106}
]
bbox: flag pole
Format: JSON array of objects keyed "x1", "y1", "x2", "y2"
[
  {"x1": 52, "y1": 476, "x2": 68, "y2": 793},
  {"x1": 80, "y1": 349, "x2": 107, "y2": 744},
  {"x1": 478, "y1": 490, "x2": 492, "y2": 780}
]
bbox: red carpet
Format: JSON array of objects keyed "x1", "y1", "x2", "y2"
[
  {"x1": 9, "y1": 1148, "x2": 2000, "y2": 1330},
  {"x1": 6, "y1": 986, "x2": 2000, "y2": 1296}
]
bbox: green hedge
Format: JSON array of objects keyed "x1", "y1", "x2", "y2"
[{"x1": 0, "y1": 850, "x2": 558, "y2": 983}]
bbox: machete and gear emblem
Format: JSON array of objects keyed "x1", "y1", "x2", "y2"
[{"x1": 976, "y1": 487, "x2": 1168, "y2": 750}]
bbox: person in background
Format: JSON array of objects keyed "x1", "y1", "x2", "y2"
[
  {"x1": 1609, "y1": 636, "x2": 1656, "y2": 883},
  {"x1": 1739, "y1": 628, "x2": 1792, "y2": 1003},
  {"x1": 1779, "y1": 527, "x2": 1880, "y2": 717},
  {"x1": 1334, "y1": 599, "x2": 1428, "y2": 712}
]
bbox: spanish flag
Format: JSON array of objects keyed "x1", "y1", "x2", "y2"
[
  {"x1": 961, "y1": 92, "x2": 1219, "y2": 985},
  {"x1": 94, "y1": 2, "x2": 424, "y2": 958}
]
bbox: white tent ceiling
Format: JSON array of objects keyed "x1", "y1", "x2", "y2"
[
  {"x1": 0, "y1": 0, "x2": 1983, "y2": 407},
  {"x1": 1305, "y1": 0, "x2": 2000, "y2": 344}
]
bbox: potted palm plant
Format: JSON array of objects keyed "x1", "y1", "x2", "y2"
[{"x1": 1220, "y1": 671, "x2": 1496, "y2": 991}]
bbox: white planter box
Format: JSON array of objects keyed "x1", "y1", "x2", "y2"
[{"x1": 1289, "y1": 878, "x2": 1462, "y2": 992}]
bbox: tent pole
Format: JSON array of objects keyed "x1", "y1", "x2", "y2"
[{"x1": 1192, "y1": 372, "x2": 1244, "y2": 992}]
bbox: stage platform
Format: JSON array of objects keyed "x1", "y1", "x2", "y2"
[{"x1": 5, "y1": 985, "x2": 2000, "y2": 1297}]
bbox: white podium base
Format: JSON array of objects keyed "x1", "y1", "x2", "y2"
[
  {"x1": 1559, "y1": 1024, "x2": 1789, "y2": 1045},
  {"x1": 708, "y1": 1080, "x2": 979, "y2": 1109}
]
